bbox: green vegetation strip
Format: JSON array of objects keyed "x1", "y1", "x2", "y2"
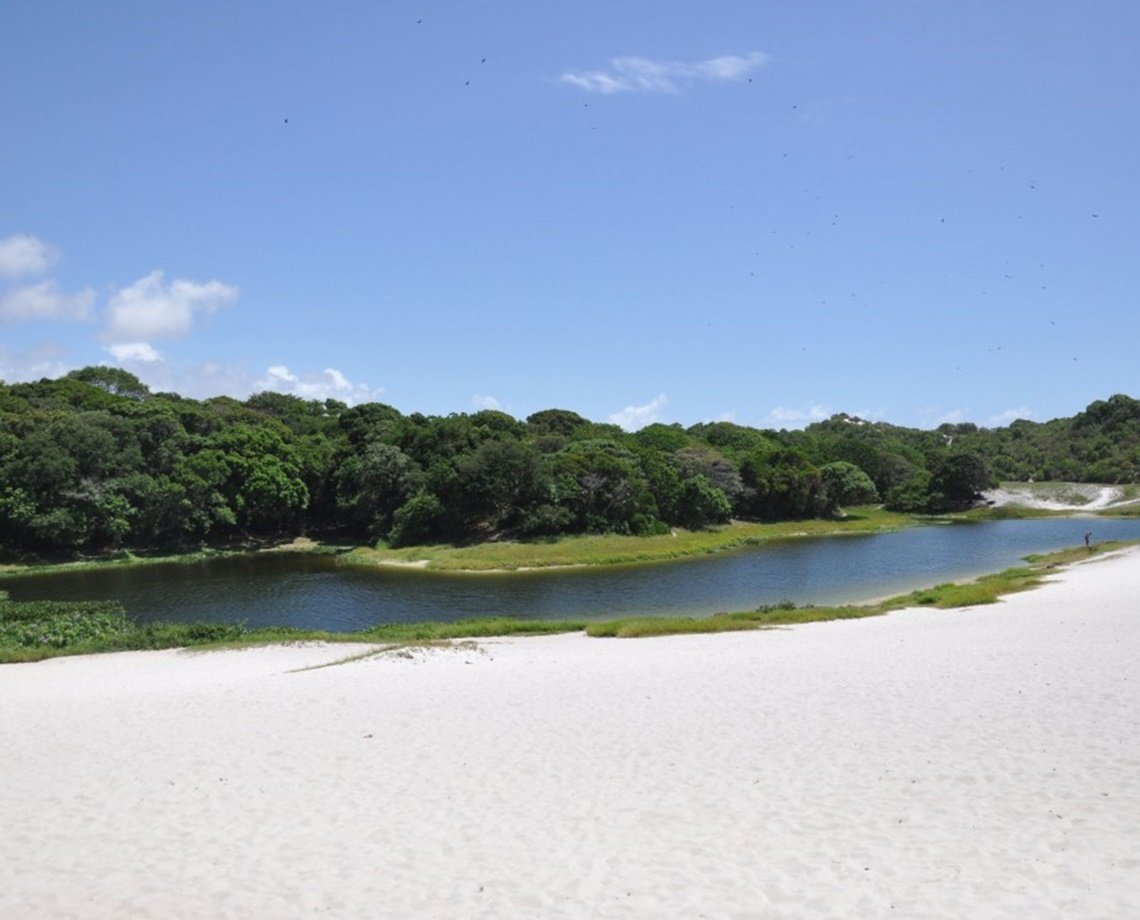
[
  {"x1": 340, "y1": 507, "x2": 913, "y2": 572},
  {"x1": 2, "y1": 541, "x2": 1133, "y2": 664},
  {"x1": 0, "y1": 540, "x2": 347, "y2": 581}
]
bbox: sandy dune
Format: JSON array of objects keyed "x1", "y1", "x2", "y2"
[
  {"x1": 984, "y1": 483, "x2": 1140, "y2": 512},
  {"x1": 2, "y1": 548, "x2": 1139, "y2": 918}
]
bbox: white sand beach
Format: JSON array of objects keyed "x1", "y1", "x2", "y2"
[{"x1": 2, "y1": 548, "x2": 1139, "y2": 918}]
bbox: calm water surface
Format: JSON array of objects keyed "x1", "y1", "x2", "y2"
[{"x1": 3, "y1": 518, "x2": 1139, "y2": 632}]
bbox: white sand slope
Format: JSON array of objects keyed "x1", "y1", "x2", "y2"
[
  {"x1": 984, "y1": 483, "x2": 1140, "y2": 512},
  {"x1": 2, "y1": 549, "x2": 1139, "y2": 918}
]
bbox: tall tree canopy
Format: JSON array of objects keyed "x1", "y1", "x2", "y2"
[{"x1": 0, "y1": 368, "x2": 1135, "y2": 558}]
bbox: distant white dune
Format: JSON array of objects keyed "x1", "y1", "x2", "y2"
[
  {"x1": 984, "y1": 482, "x2": 1140, "y2": 511},
  {"x1": 2, "y1": 547, "x2": 1140, "y2": 917}
]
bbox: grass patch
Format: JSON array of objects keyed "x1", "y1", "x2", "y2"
[
  {"x1": 357, "y1": 617, "x2": 586, "y2": 642},
  {"x1": 0, "y1": 548, "x2": 232, "y2": 581},
  {"x1": 1095, "y1": 503, "x2": 1140, "y2": 518},
  {"x1": 950, "y1": 504, "x2": 1062, "y2": 522},
  {"x1": 0, "y1": 539, "x2": 350, "y2": 581},
  {"x1": 588, "y1": 540, "x2": 1137, "y2": 638},
  {"x1": 341, "y1": 508, "x2": 913, "y2": 572},
  {"x1": 0, "y1": 607, "x2": 586, "y2": 664},
  {"x1": 889, "y1": 568, "x2": 1043, "y2": 609},
  {"x1": 584, "y1": 602, "x2": 886, "y2": 638}
]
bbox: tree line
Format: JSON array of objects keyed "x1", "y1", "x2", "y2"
[{"x1": 0, "y1": 367, "x2": 1136, "y2": 558}]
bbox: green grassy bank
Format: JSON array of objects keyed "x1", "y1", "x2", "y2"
[{"x1": 340, "y1": 507, "x2": 914, "y2": 572}]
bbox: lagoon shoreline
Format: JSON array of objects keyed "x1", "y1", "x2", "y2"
[{"x1": 2, "y1": 546, "x2": 1139, "y2": 916}]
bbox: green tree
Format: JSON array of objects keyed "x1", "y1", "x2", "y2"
[
  {"x1": 450, "y1": 439, "x2": 545, "y2": 535},
  {"x1": 207, "y1": 425, "x2": 310, "y2": 533},
  {"x1": 633, "y1": 423, "x2": 691, "y2": 453},
  {"x1": 672, "y1": 444, "x2": 744, "y2": 508},
  {"x1": 928, "y1": 450, "x2": 992, "y2": 508},
  {"x1": 335, "y1": 442, "x2": 423, "y2": 538},
  {"x1": 543, "y1": 440, "x2": 659, "y2": 534},
  {"x1": 819, "y1": 461, "x2": 880, "y2": 508},
  {"x1": 388, "y1": 492, "x2": 445, "y2": 547},
  {"x1": 884, "y1": 469, "x2": 934, "y2": 513},
  {"x1": 525, "y1": 408, "x2": 589, "y2": 438},
  {"x1": 739, "y1": 448, "x2": 830, "y2": 520},
  {"x1": 676, "y1": 475, "x2": 732, "y2": 529},
  {"x1": 636, "y1": 451, "x2": 684, "y2": 524},
  {"x1": 337, "y1": 402, "x2": 405, "y2": 447},
  {"x1": 64, "y1": 366, "x2": 151, "y2": 400}
]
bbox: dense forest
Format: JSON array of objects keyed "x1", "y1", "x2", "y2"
[{"x1": 0, "y1": 367, "x2": 1137, "y2": 559}]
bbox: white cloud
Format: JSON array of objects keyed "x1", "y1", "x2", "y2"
[
  {"x1": 0, "y1": 342, "x2": 71, "y2": 384},
  {"x1": 45, "y1": 358, "x2": 382, "y2": 405},
  {"x1": 767, "y1": 404, "x2": 830, "y2": 428},
  {"x1": 561, "y1": 51, "x2": 768, "y2": 94},
  {"x1": 106, "y1": 342, "x2": 163, "y2": 363},
  {"x1": 253, "y1": 364, "x2": 383, "y2": 405},
  {"x1": 472, "y1": 394, "x2": 503, "y2": 412},
  {"x1": 102, "y1": 270, "x2": 238, "y2": 344},
  {"x1": 0, "y1": 234, "x2": 58, "y2": 278},
  {"x1": 988, "y1": 406, "x2": 1035, "y2": 427},
  {"x1": 609, "y1": 393, "x2": 668, "y2": 431},
  {"x1": 113, "y1": 359, "x2": 258, "y2": 401},
  {"x1": 0, "y1": 280, "x2": 95, "y2": 322},
  {"x1": 934, "y1": 407, "x2": 1036, "y2": 429}
]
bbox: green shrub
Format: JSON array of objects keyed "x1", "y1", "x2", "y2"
[
  {"x1": 123, "y1": 621, "x2": 248, "y2": 650},
  {"x1": 0, "y1": 599, "x2": 132, "y2": 648}
]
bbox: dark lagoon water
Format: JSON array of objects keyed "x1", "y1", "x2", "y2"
[{"x1": 3, "y1": 518, "x2": 1139, "y2": 632}]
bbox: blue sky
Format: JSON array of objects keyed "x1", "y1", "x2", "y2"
[{"x1": 2, "y1": 1, "x2": 1136, "y2": 430}]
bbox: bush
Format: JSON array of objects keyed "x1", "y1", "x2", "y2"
[
  {"x1": 0, "y1": 599, "x2": 132, "y2": 649},
  {"x1": 118, "y1": 620, "x2": 247, "y2": 650},
  {"x1": 518, "y1": 503, "x2": 575, "y2": 537},
  {"x1": 0, "y1": 599, "x2": 247, "y2": 654}
]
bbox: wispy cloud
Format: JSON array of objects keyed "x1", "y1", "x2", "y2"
[
  {"x1": 0, "y1": 234, "x2": 58, "y2": 278},
  {"x1": 767, "y1": 404, "x2": 831, "y2": 428},
  {"x1": 561, "y1": 51, "x2": 768, "y2": 94},
  {"x1": 102, "y1": 270, "x2": 238, "y2": 344},
  {"x1": 0, "y1": 280, "x2": 95, "y2": 322},
  {"x1": 0, "y1": 234, "x2": 94, "y2": 323},
  {"x1": 254, "y1": 364, "x2": 383, "y2": 405},
  {"x1": 988, "y1": 406, "x2": 1035, "y2": 427},
  {"x1": 473, "y1": 394, "x2": 503, "y2": 412},
  {"x1": 106, "y1": 342, "x2": 162, "y2": 363},
  {"x1": 609, "y1": 393, "x2": 668, "y2": 431},
  {"x1": 933, "y1": 406, "x2": 1036, "y2": 429},
  {"x1": 0, "y1": 341, "x2": 70, "y2": 383}
]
